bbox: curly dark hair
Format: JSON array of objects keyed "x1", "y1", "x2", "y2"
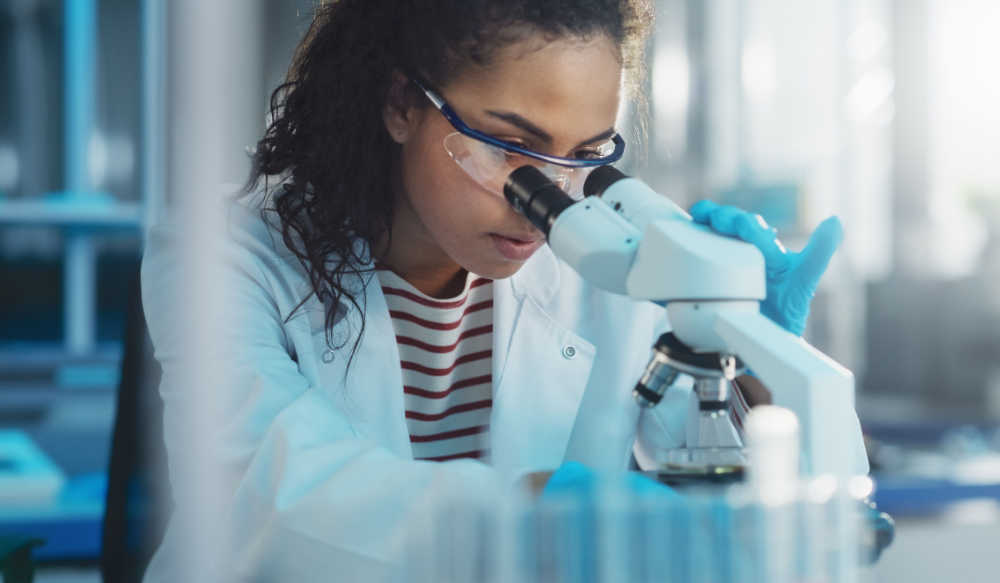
[{"x1": 247, "y1": 0, "x2": 654, "y2": 371}]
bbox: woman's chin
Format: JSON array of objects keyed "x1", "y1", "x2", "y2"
[{"x1": 462, "y1": 257, "x2": 528, "y2": 281}]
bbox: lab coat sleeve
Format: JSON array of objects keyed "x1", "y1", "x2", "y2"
[{"x1": 141, "y1": 214, "x2": 499, "y2": 582}]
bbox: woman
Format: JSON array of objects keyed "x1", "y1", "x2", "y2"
[{"x1": 141, "y1": 0, "x2": 866, "y2": 580}]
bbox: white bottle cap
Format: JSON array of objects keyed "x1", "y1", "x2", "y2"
[{"x1": 745, "y1": 405, "x2": 800, "y2": 504}]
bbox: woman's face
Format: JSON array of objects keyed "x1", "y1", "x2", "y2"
[{"x1": 385, "y1": 34, "x2": 623, "y2": 281}]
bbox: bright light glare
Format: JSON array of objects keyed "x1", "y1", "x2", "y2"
[
  {"x1": 846, "y1": 68, "x2": 895, "y2": 122},
  {"x1": 926, "y1": 0, "x2": 1000, "y2": 277},
  {"x1": 741, "y1": 42, "x2": 776, "y2": 103},
  {"x1": 0, "y1": 144, "x2": 19, "y2": 192},
  {"x1": 652, "y1": 46, "x2": 690, "y2": 117},
  {"x1": 848, "y1": 475, "x2": 875, "y2": 500},
  {"x1": 806, "y1": 474, "x2": 838, "y2": 504},
  {"x1": 89, "y1": 132, "x2": 136, "y2": 189},
  {"x1": 847, "y1": 20, "x2": 888, "y2": 63},
  {"x1": 933, "y1": 1, "x2": 1000, "y2": 193}
]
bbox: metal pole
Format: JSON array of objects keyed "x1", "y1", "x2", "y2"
[
  {"x1": 166, "y1": 1, "x2": 261, "y2": 578},
  {"x1": 11, "y1": 0, "x2": 49, "y2": 199},
  {"x1": 141, "y1": 0, "x2": 166, "y2": 235},
  {"x1": 63, "y1": 0, "x2": 98, "y2": 355},
  {"x1": 891, "y1": 0, "x2": 931, "y2": 276}
]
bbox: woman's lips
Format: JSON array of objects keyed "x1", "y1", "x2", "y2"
[{"x1": 490, "y1": 233, "x2": 544, "y2": 261}]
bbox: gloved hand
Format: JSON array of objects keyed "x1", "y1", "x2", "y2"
[
  {"x1": 542, "y1": 461, "x2": 679, "y2": 498},
  {"x1": 523, "y1": 463, "x2": 677, "y2": 581},
  {"x1": 689, "y1": 200, "x2": 843, "y2": 336}
]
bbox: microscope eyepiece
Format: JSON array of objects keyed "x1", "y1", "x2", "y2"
[
  {"x1": 503, "y1": 166, "x2": 574, "y2": 238},
  {"x1": 582, "y1": 165, "x2": 628, "y2": 198}
]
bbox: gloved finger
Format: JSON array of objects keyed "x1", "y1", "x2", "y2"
[
  {"x1": 760, "y1": 300, "x2": 797, "y2": 336},
  {"x1": 774, "y1": 287, "x2": 811, "y2": 336},
  {"x1": 624, "y1": 472, "x2": 683, "y2": 498},
  {"x1": 732, "y1": 213, "x2": 791, "y2": 274},
  {"x1": 543, "y1": 461, "x2": 596, "y2": 496},
  {"x1": 691, "y1": 202, "x2": 768, "y2": 244},
  {"x1": 701, "y1": 204, "x2": 750, "y2": 237},
  {"x1": 691, "y1": 201, "x2": 790, "y2": 273},
  {"x1": 689, "y1": 199, "x2": 722, "y2": 224},
  {"x1": 792, "y1": 216, "x2": 843, "y2": 288}
]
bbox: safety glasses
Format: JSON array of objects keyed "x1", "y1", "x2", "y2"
[{"x1": 411, "y1": 78, "x2": 625, "y2": 199}]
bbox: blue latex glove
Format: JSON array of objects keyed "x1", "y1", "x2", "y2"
[
  {"x1": 689, "y1": 200, "x2": 844, "y2": 336},
  {"x1": 542, "y1": 461, "x2": 678, "y2": 498}
]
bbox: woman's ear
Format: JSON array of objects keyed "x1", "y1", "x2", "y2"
[{"x1": 383, "y1": 70, "x2": 423, "y2": 144}]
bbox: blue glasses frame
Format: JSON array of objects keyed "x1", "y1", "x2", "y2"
[{"x1": 411, "y1": 78, "x2": 626, "y2": 168}]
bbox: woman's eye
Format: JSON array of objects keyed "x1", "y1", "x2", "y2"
[
  {"x1": 575, "y1": 148, "x2": 603, "y2": 160},
  {"x1": 576, "y1": 139, "x2": 617, "y2": 160},
  {"x1": 500, "y1": 139, "x2": 529, "y2": 151},
  {"x1": 502, "y1": 147, "x2": 530, "y2": 162}
]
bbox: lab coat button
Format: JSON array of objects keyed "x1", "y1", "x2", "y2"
[
  {"x1": 321, "y1": 349, "x2": 335, "y2": 364},
  {"x1": 562, "y1": 345, "x2": 577, "y2": 359}
]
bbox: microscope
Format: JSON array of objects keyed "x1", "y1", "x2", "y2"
[
  {"x1": 495, "y1": 166, "x2": 894, "y2": 577},
  {"x1": 503, "y1": 165, "x2": 868, "y2": 481}
]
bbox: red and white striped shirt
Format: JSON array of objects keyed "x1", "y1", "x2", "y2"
[{"x1": 376, "y1": 267, "x2": 494, "y2": 462}]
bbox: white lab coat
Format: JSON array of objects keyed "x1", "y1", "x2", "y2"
[
  {"x1": 139, "y1": 195, "x2": 864, "y2": 581},
  {"x1": 140, "y1": 196, "x2": 690, "y2": 581}
]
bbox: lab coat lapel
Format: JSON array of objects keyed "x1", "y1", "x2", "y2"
[
  {"x1": 318, "y1": 247, "x2": 596, "y2": 470},
  {"x1": 336, "y1": 270, "x2": 412, "y2": 459},
  {"x1": 489, "y1": 247, "x2": 595, "y2": 478}
]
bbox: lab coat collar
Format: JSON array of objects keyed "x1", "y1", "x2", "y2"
[
  {"x1": 508, "y1": 241, "x2": 561, "y2": 307},
  {"x1": 489, "y1": 245, "x2": 594, "y2": 479},
  {"x1": 488, "y1": 243, "x2": 562, "y2": 399},
  {"x1": 488, "y1": 240, "x2": 562, "y2": 387}
]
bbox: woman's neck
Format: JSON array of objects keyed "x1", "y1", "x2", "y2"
[
  {"x1": 376, "y1": 205, "x2": 467, "y2": 300},
  {"x1": 379, "y1": 247, "x2": 469, "y2": 298}
]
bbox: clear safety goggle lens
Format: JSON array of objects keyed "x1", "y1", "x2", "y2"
[{"x1": 443, "y1": 132, "x2": 603, "y2": 201}]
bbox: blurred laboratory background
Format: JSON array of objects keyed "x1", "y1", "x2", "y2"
[{"x1": 0, "y1": 0, "x2": 997, "y2": 581}]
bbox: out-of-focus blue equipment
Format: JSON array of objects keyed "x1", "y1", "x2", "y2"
[
  {"x1": 404, "y1": 406, "x2": 891, "y2": 583},
  {"x1": 0, "y1": 535, "x2": 44, "y2": 583},
  {"x1": 0, "y1": 432, "x2": 57, "y2": 579},
  {"x1": 0, "y1": 432, "x2": 66, "y2": 507}
]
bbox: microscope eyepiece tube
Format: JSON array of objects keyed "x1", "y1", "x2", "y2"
[
  {"x1": 503, "y1": 166, "x2": 574, "y2": 237},
  {"x1": 582, "y1": 164, "x2": 628, "y2": 197}
]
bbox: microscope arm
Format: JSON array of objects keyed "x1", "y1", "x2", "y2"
[{"x1": 712, "y1": 308, "x2": 869, "y2": 477}]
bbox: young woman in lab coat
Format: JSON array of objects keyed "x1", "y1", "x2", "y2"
[{"x1": 141, "y1": 0, "x2": 866, "y2": 580}]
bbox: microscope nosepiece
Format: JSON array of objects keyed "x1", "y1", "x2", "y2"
[{"x1": 634, "y1": 356, "x2": 680, "y2": 408}]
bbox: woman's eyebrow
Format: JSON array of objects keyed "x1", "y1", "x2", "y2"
[
  {"x1": 580, "y1": 127, "x2": 617, "y2": 146},
  {"x1": 485, "y1": 110, "x2": 616, "y2": 148},
  {"x1": 485, "y1": 110, "x2": 553, "y2": 143}
]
